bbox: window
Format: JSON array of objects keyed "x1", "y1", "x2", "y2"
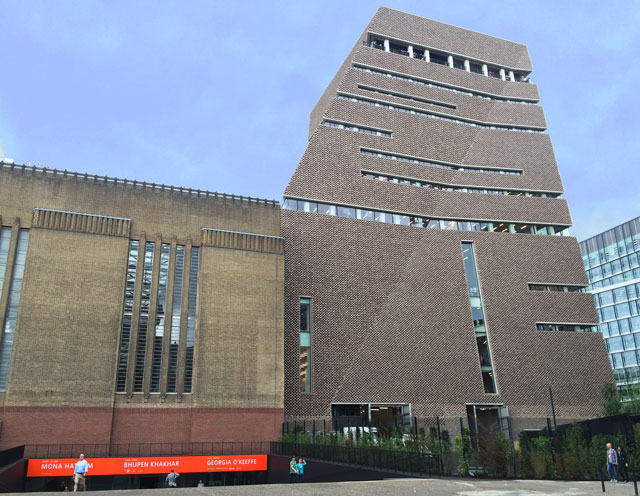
[
  {"x1": 0, "y1": 229, "x2": 29, "y2": 389},
  {"x1": 150, "y1": 244, "x2": 170, "y2": 393},
  {"x1": 322, "y1": 119, "x2": 391, "y2": 138},
  {"x1": 352, "y1": 63, "x2": 538, "y2": 104},
  {"x1": 300, "y1": 297, "x2": 311, "y2": 393},
  {"x1": 116, "y1": 240, "x2": 139, "y2": 392},
  {"x1": 183, "y1": 246, "x2": 200, "y2": 393},
  {"x1": 361, "y1": 170, "x2": 559, "y2": 197},
  {"x1": 283, "y1": 197, "x2": 569, "y2": 237},
  {"x1": 167, "y1": 245, "x2": 185, "y2": 393},
  {"x1": 0, "y1": 228, "x2": 11, "y2": 297},
  {"x1": 461, "y1": 242, "x2": 497, "y2": 394},
  {"x1": 338, "y1": 93, "x2": 544, "y2": 133},
  {"x1": 361, "y1": 147, "x2": 522, "y2": 175},
  {"x1": 134, "y1": 242, "x2": 156, "y2": 392}
]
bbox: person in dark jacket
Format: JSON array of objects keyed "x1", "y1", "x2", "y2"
[{"x1": 618, "y1": 445, "x2": 630, "y2": 483}]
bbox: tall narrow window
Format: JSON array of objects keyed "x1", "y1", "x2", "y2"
[
  {"x1": 461, "y1": 242, "x2": 497, "y2": 394},
  {"x1": 150, "y1": 243, "x2": 170, "y2": 393},
  {"x1": 133, "y1": 242, "x2": 155, "y2": 392},
  {"x1": 0, "y1": 227, "x2": 12, "y2": 295},
  {"x1": 300, "y1": 297, "x2": 311, "y2": 392},
  {"x1": 116, "y1": 240, "x2": 139, "y2": 392},
  {"x1": 183, "y1": 247, "x2": 200, "y2": 393},
  {"x1": 167, "y1": 245, "x2": 185, "y2": 393},
  {"x1": 0, "y1": 229, "x2": 30, "y2": 389}
]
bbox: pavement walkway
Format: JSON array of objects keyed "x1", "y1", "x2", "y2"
[{"x1": 12, "y1": 477, "x2": 640, "y2": 495}]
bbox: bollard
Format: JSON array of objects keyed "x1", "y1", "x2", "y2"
[
  {"x1": 600, "y1": 466, "x2": 606, "y2": 492},
  {"x1": 634, "y1": 467, "x2": 638, "y2": 496}
]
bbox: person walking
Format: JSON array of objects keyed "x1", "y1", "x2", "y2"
[
  {"x1": 606, "y1": 442, "x2": 619, "y2": 483},
  {"x1": 165, "y1": 469, "x2": 180, "y2": 488},
  {"x1": 618, "y1": 445, "x2": 629, "y2": 484},
  {"x1": 73, "y1": 454, "x2": 88, "y2": 492},
  {"x1": 289, "y1": 456, "x2": 298, "y2": 483},
  {"x1": 296, "y1": 458, "x2": 307, "y2": 482}
]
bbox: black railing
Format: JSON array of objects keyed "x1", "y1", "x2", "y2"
[{"x1": 272, "y1": 442, "x2": 440, "y2": 476}]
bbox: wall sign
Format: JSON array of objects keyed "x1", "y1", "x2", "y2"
[{"x1": 27, "y1": 454, "x2": 268, "y2": 477}]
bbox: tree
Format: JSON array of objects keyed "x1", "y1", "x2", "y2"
[{"x1": 602, "y1": 382, "x2": 623, "y2": 416}]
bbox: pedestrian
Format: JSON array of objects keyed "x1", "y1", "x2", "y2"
[
  {"x1": 289, "y1": 456, "x2": 298, "y2": 483},
  {"x1": 296, "y1": 458, "x2": 307, "y2": 482},
  {"x1": 618, "y1": 445, "x2": 629, "y2": 484},
  {"x1": 606, "y1": 442, "x2": 619, "y2": 484},
  {"x1": 197, "y1": 480, "x2": 204, "y2": 488},
  {"x1": 165, "y1": 469, "x2": 180, "y2": 488},
  {"x1": 72, "y1": 453, "x2": 88, "y2": 492}
]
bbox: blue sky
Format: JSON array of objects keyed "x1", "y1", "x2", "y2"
[{"x1": 0, "y1": 0, "x2": 638, "y2": 240}]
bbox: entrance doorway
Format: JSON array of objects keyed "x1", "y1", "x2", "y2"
[
  {"x1": 331, "y1": 403, "x2": 412, "y2": 433},
  {"x1": 466, "y1": 404, "x2": 511, "y2": 448}
]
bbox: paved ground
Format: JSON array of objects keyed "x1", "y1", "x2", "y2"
[{"x1": 14, "y1": 478, "x2": 640, "y2": 495}]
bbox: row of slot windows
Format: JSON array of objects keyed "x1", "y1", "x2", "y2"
[
  {"x1": 613, "y1": 367, "x2": 640, "y2": 386},
  {"x1": 353, "y1": 64, "x2": 537, "y2": 105},
  {"x1": 322, "y1": 120, "x2": 391, "y2": 137},
  {"x1": 116, "y1": 240, "x2": 199, "y2": 394},
  {"x1": 366, "y1": 38, "x2": 531, "y2": 84},
  {"x1": 337, "y1": 94, "x2": 544, "y2": 133},
  {"x1": 597, "y1": 316, "x2": 640, "y2": 338},
  {"x1": 357, "y1": 84, "x2": 456, "y2": 109},
  {"x1": 363, "y1": 171, "x2": 557, "y2": 198},
  {"x1": 536, "y1": 323, "x2": 592, "y2": 332},
  {"x1": 360, "y1": 149, "x2": 521, "y2": 175},
  {"x1": 586, "y1": 251, "x2": 640, "y2": 285},
  {"x1": 528, "y1": 284, "x2": 584, "y2": 292},
  {"x1": 282, "y1": 198, "x2": 570, "y2": 236}
]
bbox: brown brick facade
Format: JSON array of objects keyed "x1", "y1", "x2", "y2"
[{"x1": 283, "y1": 7, "x2": 612, "y2": 432}]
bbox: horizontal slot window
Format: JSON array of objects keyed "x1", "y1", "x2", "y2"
[
  {"x1": 361, "y1": 148, "x2": 522, "y2": 175},
  {"x1": 537, "y1": 323, "x2": 593, "y2": 332},
  {"x1": 528, "y1": 283, "x2": 586, "y2": 292},
  {"x1": 283, "y1": 197, "x2": 571, "y2": 237},
  {"x1": 353, "y1": 64, "x2": 538, "y2": 105},
  {"x1": 357, "y1": 84, "x2": 456, "y2": 109},
  {"x1": 322, "y1": 119, "x2": 391, "y2": 137},
  {"x1": 337, "y1": 93, "x2": 544, "y2": 133},
  {"x1": 363, "y1": 171, "x2": 559, "y2": 198}
]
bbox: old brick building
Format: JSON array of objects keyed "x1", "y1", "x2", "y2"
[
  {"x1": 282, "y1": 7, "x2": 611, "y2": 436},
  {"x1": 0, "y1": 162, "x2": 284, "y2": 450},
  {"x1": 0, "y1": 7, "x2": 614, "y2": 454}
]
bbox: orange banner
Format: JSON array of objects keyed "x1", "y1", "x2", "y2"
[{"x1": 27, "y1": 454, "x2": 268, "y2": 477}]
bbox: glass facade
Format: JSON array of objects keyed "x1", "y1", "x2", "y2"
[
  {"x1": 0, "y1": 227, "x2": 12, "y2": 296},
  {"x1": 580, "y1": 217, "x2": 640, "y2": 395},
  {"x1": 0, "y1": 229, "x2": 30, "y2": 389},
  {"x1": 461, "y1": 242, "x2": 497, "y2": 394},
  {"x1": 299, "y1": 297, "x2": 311, "y2": 392}
]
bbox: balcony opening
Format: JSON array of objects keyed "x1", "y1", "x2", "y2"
[
  {"x1": 389, "y1": 42, "x2": 409, "y2": 57},
  {"x1": 430, "y1": 52, "x2": 448, "y2": 66},
  {"x1": 331, "y1": 403, "x2": 412, "y2": 433}
]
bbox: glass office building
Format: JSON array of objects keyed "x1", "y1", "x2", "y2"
[{"x1": 580, "y1": 217, "x2": 640, "y2": 395}]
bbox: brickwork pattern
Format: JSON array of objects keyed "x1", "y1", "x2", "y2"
[
  {"x1": 283, "y1": 7, "x2": 610, "y2": 430},
  {"x1": 201, "y1": 228, "x2": 284, "y2": 254},
  {"x1": 32, "y1": 208, "x2": 131, "y2": 237}
]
